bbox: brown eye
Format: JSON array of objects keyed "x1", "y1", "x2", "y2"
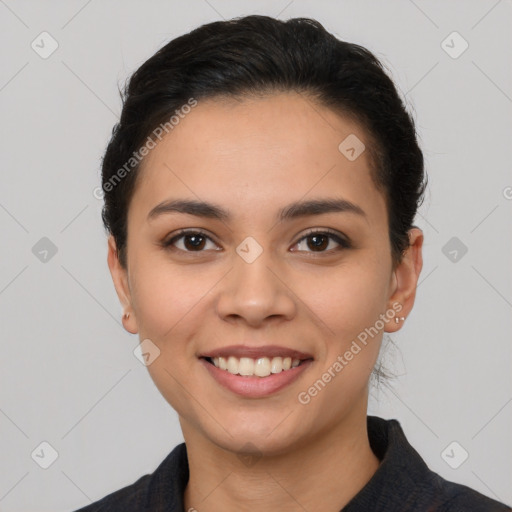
[
  {"x1": 182, "y1": 233, "x2": 206, "y2": 251},
  {"x1": 293, "y1": 230, "x2": 350, "y2": 254},
  {"x1": 163, "y1": 230, "x2": 219, "y2": 253},
  {"x1": 306, "y1": 233, "x2": 329, "y2": 251}
]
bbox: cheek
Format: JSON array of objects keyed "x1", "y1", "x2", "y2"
[
  {"x1": 291, "y1": 261, "x2": 390, "y2": 421},
  {"x1": 131, "y1": 258, "x2": 216, "y2": 414},
  {"x1": 297, "y1": 256, "x2": 391, "y2": 347},
  {"x1": 130, "y1": 256, "x2": 213, "y2": 339}
]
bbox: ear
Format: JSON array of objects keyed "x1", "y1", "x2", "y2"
[
  {"x1": 385, "y1": 227, "x2": 423, "y2": 333},
  {"x1": 107, "y1": 235, "x2": 138, "y2": 334}
]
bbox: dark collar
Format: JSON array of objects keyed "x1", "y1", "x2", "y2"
[
  {"x1": 138, "y1": 415, "x2": 507, "y2": 511},
  {"x1": 342, "y1": 415, "x2": 434, "y2": 510},
  {"x1": 145, "y1": 415, "x2": 429, "y2": 511}
]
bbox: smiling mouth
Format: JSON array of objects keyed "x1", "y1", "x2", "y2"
[{"x1": 202, "y1": 355, "x2": 313, "y2": 378}]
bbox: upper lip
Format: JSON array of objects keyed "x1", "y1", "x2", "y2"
[{"x1": 200, "y1": 345, "x2": 314, "y2": 360}]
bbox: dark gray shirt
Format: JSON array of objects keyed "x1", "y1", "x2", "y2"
[{"x1": 74, "y1": 415, "x2": 511, "y2": 511}]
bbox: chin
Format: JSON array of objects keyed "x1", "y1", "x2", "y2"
[
  {"x1": 217, "y1": 431, "x2": 301, "y2": 459},
  {"x1": 203, "y1": 411, "x2": 307, "y2": 456}
]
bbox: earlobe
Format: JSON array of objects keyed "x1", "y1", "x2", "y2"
[
  {"x1": 107, "y1": 236, "x2": 138, "y2": 334},
  {"x1": 385, "y1": 228, "x2": 424, "y2": 333}
]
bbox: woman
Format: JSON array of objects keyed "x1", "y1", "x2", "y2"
[{"x1": 75, "y1": 15, "x2": 510, "y2": 512}]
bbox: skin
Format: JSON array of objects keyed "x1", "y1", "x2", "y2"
[{"x1": 107, "y1": 92, "x2": 423, "y2": 511}]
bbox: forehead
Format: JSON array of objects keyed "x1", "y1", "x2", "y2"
[{"x1": 130, "y1": 92, "x2": 385, "y2": 225}]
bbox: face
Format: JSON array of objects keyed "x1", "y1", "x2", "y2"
[{"x1": 108, "y1": 92, "x2": 422, "y2": 455}]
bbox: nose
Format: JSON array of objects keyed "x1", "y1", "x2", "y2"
[{"x1": 215, "y1": 246, "x2": 296, "y2": 328}]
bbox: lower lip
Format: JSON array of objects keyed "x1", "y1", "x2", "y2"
[{"x1": 200, "y1": 358, "x2": 313, "y2": 398}]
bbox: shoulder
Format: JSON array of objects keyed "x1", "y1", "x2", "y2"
[
  {"x1": 429, "y1": 474, "x2": 511, "y2": 512},
  {"x1": 71, "y1": 443, "x2": 189, "y2": 512},
  {"x1": 73, "y1": 473, "x2": 152, "y2": 512},
  {"x1": 362, "y1": 417, "x2": 511, "y2": 512}
]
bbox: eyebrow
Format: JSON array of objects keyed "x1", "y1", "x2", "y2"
[{"x1": 147, "y1": 197, "x2": 366, "y2": 222}]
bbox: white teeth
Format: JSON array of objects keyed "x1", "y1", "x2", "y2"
[
  {"x1": 271, "y1": 357, "x2": 282, "y2": 373},
  {"x1": 209, "y1": 355, "x2": 303, "y2": 377},
  {"x1": 238, "y1": 357, "x2": 254, "y2": 376},
  {"x1": 254, "y1": 357, "x2": 271, "y2": 377},
  {"x1": 227, "y1": 356, "x2": 238, "y2": 374}
]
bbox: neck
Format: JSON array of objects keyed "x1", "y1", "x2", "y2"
[{"x1": 182, "y1": 407, "x2": 380, "y2": 512}]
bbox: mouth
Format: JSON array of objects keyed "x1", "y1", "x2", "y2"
[
  {"x1": 201, "y1": 355, "x2": 313, "y2": 378},
  {"x1": 200, "y1": 351, "x2": 314, "y2": 398},
  {"x1": 198, "y1": 345, "x2": 314, "y2": 380}
]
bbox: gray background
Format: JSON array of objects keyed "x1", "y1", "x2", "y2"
[{"x1": 0, "y1": 1, "x2": 511, "y2": 510}]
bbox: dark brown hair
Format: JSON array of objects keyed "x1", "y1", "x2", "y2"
[{"x1": 100, "y1": 15, "x2": 426, "y2": 269}]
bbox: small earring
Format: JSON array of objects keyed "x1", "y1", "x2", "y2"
[
  {"x1": 123, "y1": 312, "x2": 130, "y2": 320},
  {"x1": 395, "y1": 316, "x2": 405, "y2": 324}
]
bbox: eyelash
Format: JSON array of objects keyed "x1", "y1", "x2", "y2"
[{"x1": 162, "y1": 228, "x2": 351, "y2": 255}]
